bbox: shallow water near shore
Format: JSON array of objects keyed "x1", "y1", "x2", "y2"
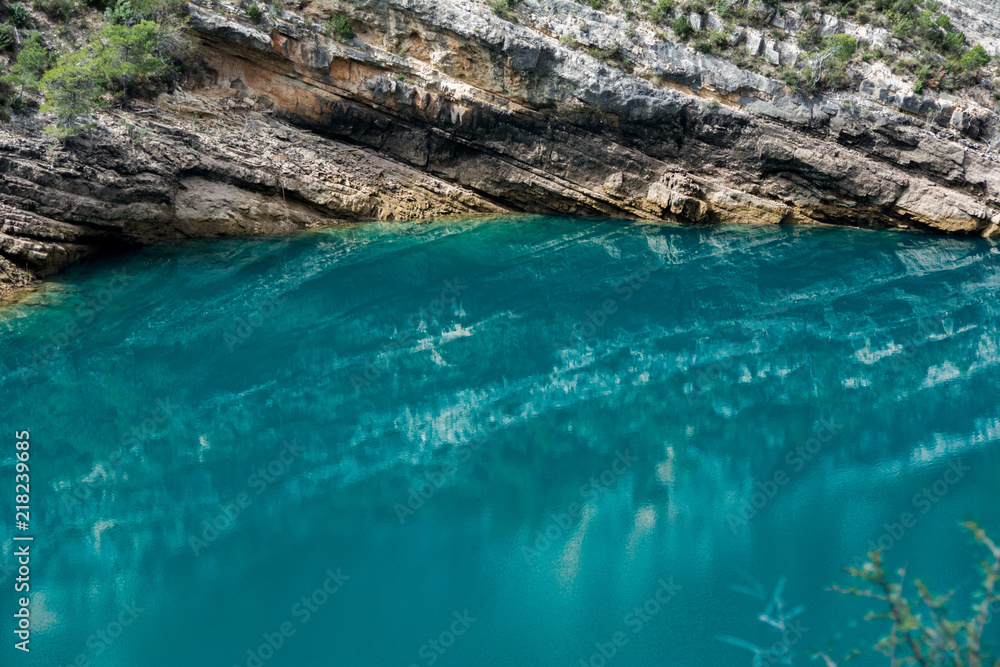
[{"x1": 1, "y1": 215, "x2": 999, "y2": 666}]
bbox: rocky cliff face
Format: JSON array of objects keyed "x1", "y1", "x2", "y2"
[
  {"x1": 3, "y1": 0, "x2": 1000, "y2": 299},
  {"x1": 0, "y1": 93, "x2": 500, "y2": 299}
]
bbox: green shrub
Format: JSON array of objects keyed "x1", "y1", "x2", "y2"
[
  {"x1": 916, "y1": 10, "x2": 941, "y2": 42},
  {"x1": 960, "y1": 43, "x2": 990, "y2": 71},
  {"x1": 270, "y1": 0, "x2": 282, "y2": 16},
  {"x1": 105, "y1": 0, "x2": 142, "y2": 25},
  {"x1": 944, "y1": 29, "x2": 966, "y2": 54},
  {"x1": 778, "y1": 63, "x2": 808, "y2": 88},
  {"x1": 587, "y1": 42, "x2": 622, "y2": 62},
  {"x1": 892, "y1": 17, "x2": 914, "y2": 39},
  {"x1": 40, "y1": 49, "x2": 103, "y2": 136},
  {"x1": 672, "y1": 14, "x2": 694, "y2": 40},
  {"x1": 489, "y1": 0, "x2": 511, "y2": 16},
  {"x1": 692, "y1": 35, "x2": 713, "y2": 53},
  {"x1": 1, "y1": 31, "x2": 51, "y2": 106},
  {"x1": 692, "y1": 30, "x2": 726, "y2": 54},
  {"x1": 824, "y1": 33, "x2": 857, "y2": 61},
  {"x1": 130, "y1": 0, "x2": 188, "y2": 22},
  {"x1": 889, "y1": 0, "x2": 918, "y2": 14},
  {"x1": 31, "y1": 0, "x2": 76, "y2": 21},
  {"x1": 12, "y1": 31, "x2": 50, "y2": 78},
  {"x1": 8, "y1": 3, "x2": 30, "y2": 27},
  {"x1": 913, "y1": 61, "x2": 940, "y2": 93},
  {"x1": 0, "y1": 22, "x2": 15, "y2": 51},
  {"x1": 797, "y1": 25, "x2": 821, "y2": 50},
  {"x1": 834, "y1": 0, "x2": 859, "y2": 17},
  {"x1": 246, "y1": 2, "x2": 261, "y2": 22},
  {"x1": 97, "y1": 21, "x2": 174, "y2": 101},
  {"x1": 39, "y1": 18, "x2": 183, "y2": 135},
  {"x1": 324, "y1": 13, "x2": 353, "y2": 40},
  {"x1": 649, "y1": 0, "x2": 673, "y2": 23},
  {"x1": 818, "y1": 522, "x2": 1000, "y2": 667}
]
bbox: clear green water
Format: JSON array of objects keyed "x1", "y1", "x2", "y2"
[{"x1": 1, "y1": 216, "x2": 999, "y2": 666}]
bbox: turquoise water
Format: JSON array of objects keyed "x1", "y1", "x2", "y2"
[{"x1": 1, "y1": 216, "x2": 999, "y2": 666}]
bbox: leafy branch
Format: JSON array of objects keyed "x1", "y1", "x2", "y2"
[{"x1": 817, "y1": 522, "x2": 1000, "y2": 667}]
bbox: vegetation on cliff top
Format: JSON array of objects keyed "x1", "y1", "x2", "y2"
[
  {"x1": 0, "y1": 0, "x2": 194, "y2": 134},
  {"x1": 643, "y1": 0, "x2": 997, "y2": 94},
  {"x1": 324, "y1": 12, "x2": 354, "y2": 41},
  {"x1": 500, "y1": 0, "x2": 997, "y2": 97},
  {"x1": 1, "y1": 0, "x2": 996, "y2": 135}
]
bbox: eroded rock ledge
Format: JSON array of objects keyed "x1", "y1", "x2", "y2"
[
  {"x1": 0, "y1": 98, "x2": 501, "y2": 300},
  {"x1": 3, "y1": 0, "x2": 1000, "y2": 300}
]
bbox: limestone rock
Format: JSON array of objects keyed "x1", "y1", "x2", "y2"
[
  {"x1": 3, "y1": 0, "x2": 1000, "y2": 299},
  {"x1": 187, "y1": 5, "x2": 272, "y2": 52},
  {"x1": 819, "y1": 13, "x2": 842, "y2": 37},
  {"x1": 764, "y1": 40, "x2": 781, "y2": 65},
  {"x1": 778, "y1": 42, "x2": 799, "y2": 66},
  {"x1": 647, "y1": 181, "x2": 709, "y2": 221},
  {"x1": 950, "y1": 107, "x2": 985, "y2": 139}
]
